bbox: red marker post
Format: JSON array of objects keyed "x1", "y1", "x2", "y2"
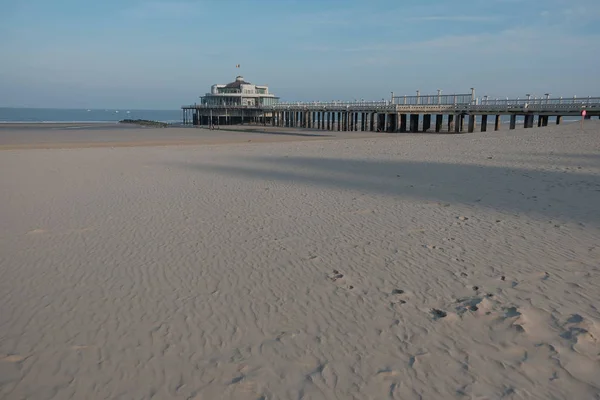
[{"x1": 581, "y1": 109, "x2": 587, "y2": 129}]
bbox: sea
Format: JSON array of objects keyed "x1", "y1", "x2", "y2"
[{"x1": 0, "y1": 108, "x2": 182, "y2": 124}]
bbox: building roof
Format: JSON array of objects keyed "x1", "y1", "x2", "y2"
[{"x1": 224, "y1": 76, "x2": 250, "y2": 89}]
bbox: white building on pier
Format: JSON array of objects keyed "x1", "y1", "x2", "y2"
[{"x1": 201, "y1": 76, "x2": 279, "y2": 107}]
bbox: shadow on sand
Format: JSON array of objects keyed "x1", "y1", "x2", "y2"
[
  {"x1": 170, "y1": 155, "x2": 600, "y2": 225},
  {"x1": 203, "y1": 127, "x2": 333, "y2": 138}
]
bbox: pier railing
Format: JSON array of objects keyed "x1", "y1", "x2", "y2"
[
  {"x1": 479, "y1": 96, "x2": 600, "y2": 106},
  {"x1": 392, "y1": 93, "x2": 473, "y2": 106}
]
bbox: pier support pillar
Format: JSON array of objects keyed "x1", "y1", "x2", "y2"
[
  {"x1": 537, "y1": 115, "x2": 542, "y2": 128},
  {"x1": 455, "y1": 115, "x2": 462, "y2": 133},
  {"x1": 354, "y1": 112, "x2": 359, "y2": 131},
  {"x1": 448, "y1": 114, "x2": 455, "y2": 132},
  {"x1": 510, "y1": 115, "x2": 517, "y2": 130},
  {"x1": 524, "y1": 114, "x2": 534, "y2": 128},
  {"x1": 556, "y1": 116, "x2": 562, "y2": 125},
  {"x1": 409, "y1": 114, "x2": 419, "y2": 133},
  {"x1": 481, "y1": 114, "x2": 488, "y2": 132},
  {"x1": 423, "y1": 114, "x2": 431, "y2": 132},
  {"x1": 459, "y1": 114, "x2": 465, "y2": 132},
  {"x1": 370, "y1": 113, "x2": 375, "y2": 131},
  {"x1": 435, "y1": 114, "x2": 443, "y2": 132},
  {"x1": 494, "y1": 115, "x2": 501, "y2": 131},
  {"x1": 541, "y1": 115, "x2": 548, "y2": 127}
]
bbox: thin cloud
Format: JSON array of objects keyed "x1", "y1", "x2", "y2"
[
  {"x1": 121, "y1": 1, "x2": 202, "y2": 19},
  {"x1": 408, "y1": 15, "x2": 500, "y2": 22}
]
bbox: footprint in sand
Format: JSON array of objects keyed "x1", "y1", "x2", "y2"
[
  {"x1": 431, "y1": 309, "x2": 447, "y2": 320},
  {"x1": 390, "y1": 289, "x2": 408, "y2": 305},
  {"x1": 328, "y1": 270, "x2": 355, "y2": 291}
]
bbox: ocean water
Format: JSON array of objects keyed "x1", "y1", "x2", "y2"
[{"x1": 0, "y1": 108, "x2": 182, "y2": 123}]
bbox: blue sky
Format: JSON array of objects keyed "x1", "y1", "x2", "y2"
[{"x1": 1, "y1": 0, "x2": 599, "y2": 109}]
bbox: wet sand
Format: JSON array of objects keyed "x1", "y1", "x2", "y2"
[
  {"x1": 1, "y1": 121, "x2": 599, "y2": 399},
  {"x1": 0, "y1": 123, "x2": 389, "y2": 150}
]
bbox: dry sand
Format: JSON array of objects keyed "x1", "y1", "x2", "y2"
[{"x1": 1, "y1": 121, "x2": 599, "y2": 399}]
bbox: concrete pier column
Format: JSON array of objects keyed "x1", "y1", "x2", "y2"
[
  {"x1": 459, "y1": 114, "x2": 465, "y2": 132},
  {"x1": 423, "y1": 114, "x2": 431, "y2": 132},
  {"x1": 510, "y1": 115, "x2": 517, "y2": 130},
  {"x1": 324, "y1": 112, "x2": 328, "y2": 130},
  {"x1": 524, "y1": 114, "x2": 534, "y2": 128},
  {"x1": 556, "y1": 116, "x2": 562, "y2": 125},
  {"x1": 409, "y1": 114, "x2": 419, "y2": 133},
  {"x1": 541, "y1": 116, "x2": 548, "y2": 127},
  {"x1": 537, "y1": 116, "x2": 542, "y2": 128},
  {"x1": 448, "y1": 114, "x2": 455, "y2": 132},
  {"x1": 370, "y1": 113, "x2": 375, "y2": 131},
  {"x1": 455, "y1": 115, "x2": 462, "y2": 133},
  {"x1": 347, "y1": 112, "x2": 352, "y2": 131},
  {"x1": 354, "y1": 112, "x2": 359, "y2": 131},
  {"x1": 494, "y1": 115, "x2": 501, "y2": 131},
  {"x1": 435, "y1": 115, "x2": 443, "y2": 133},
  {"x1": 481, "y1": 115, "x2": 488, "y2": 132}
]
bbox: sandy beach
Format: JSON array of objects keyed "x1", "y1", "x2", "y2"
[{"x1": 1, "y1": 122, "x2": 599, "y2": 399}]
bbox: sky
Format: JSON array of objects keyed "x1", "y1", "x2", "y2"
[{"x1": 1, "y1": 0, "x2": 599, "y2": 109}]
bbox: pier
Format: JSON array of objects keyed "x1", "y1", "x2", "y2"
[{"x1": 182, "y1": 89, "x2": 600, "y2": 133}]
